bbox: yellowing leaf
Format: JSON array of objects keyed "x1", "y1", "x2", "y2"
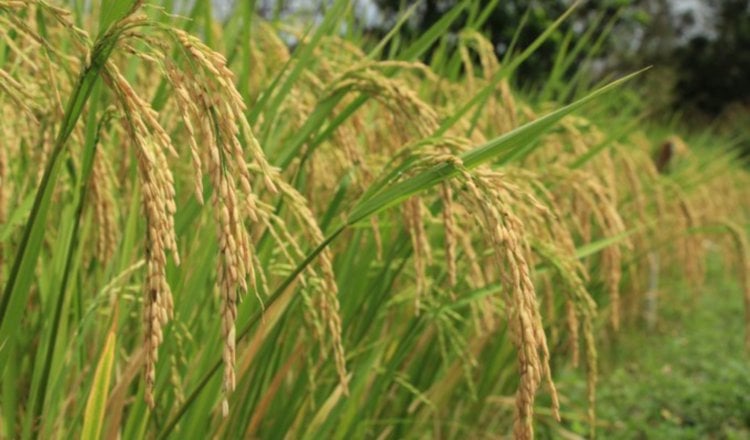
[{"x1": 81, "y1": 323, "x2": 117, "y2": 440}]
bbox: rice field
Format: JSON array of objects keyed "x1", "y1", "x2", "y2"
[{"x1": 1, "y1": 1, "x2": 749, "y2": 439}]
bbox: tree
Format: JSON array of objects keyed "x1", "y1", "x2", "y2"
[
  {"x1": 371, "y1": 0, "x2": 642, "y2": 90},
  {"x1": 370, "y1": 0, "x2": 750, "y2": 121},
  {"x1": 674, "y1": 0, "x2": 750, "y2": 118}
]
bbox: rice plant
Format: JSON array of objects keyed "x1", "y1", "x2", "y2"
[{"x1": 1, "y1": 1, "x2": 748, "y2": 439}]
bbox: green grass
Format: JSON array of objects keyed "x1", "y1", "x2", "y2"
[{"x1": 556, "y1": 255, "x2": 750, "y2": 439}]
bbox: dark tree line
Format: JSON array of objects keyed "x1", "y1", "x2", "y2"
[
  {"x1": 673, "y1": 0, "x2": 750, "y2": 117},
  {"x1": 370, "y1": 0, "x2": 750, "y2": 121}
]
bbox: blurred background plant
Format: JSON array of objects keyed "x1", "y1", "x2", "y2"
[{"x1": 251, "y1": 0, "x2": 750, "y2": 154}]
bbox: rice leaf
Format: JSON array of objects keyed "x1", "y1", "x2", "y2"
[{"x1": 81, "y1": 321, "x2": 117, "y2": 440}]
